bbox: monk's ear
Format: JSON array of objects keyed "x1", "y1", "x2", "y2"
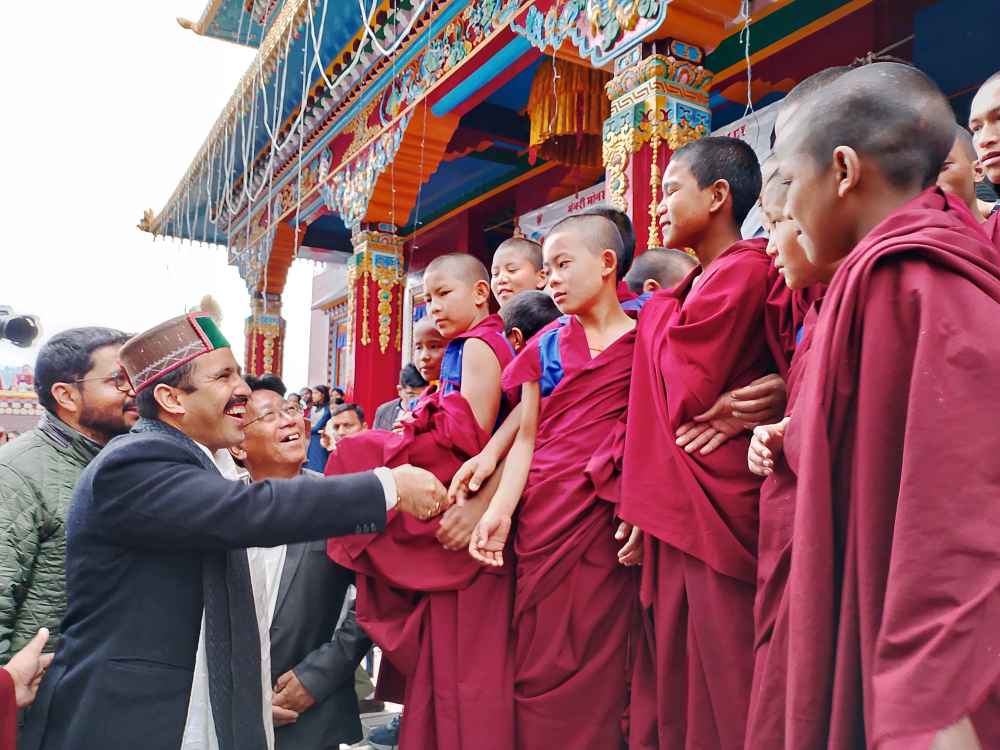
[
  {"x1": 600, "y1": 248, "x2": 617, "y2": 280},
  {"x1": 643, "y1": 279, "x2": 661, "y2": 294},
  {"x1": 833, "y1": 146, "x2": 862, "y2": 198},
  {"x1": 535, "y1": 268, "x2": 547, "y2": 290},
  {"x1": 508, "y1": 328, "x2": 525, "y2": 352},
  {"x1": 708, "y1": 178, "x2": 732, "y2": 217},
  {"x1": 153, "y1": 383, "x2": 186, "y2": 417},
  {"x1": 473, "y1": 279, "x2": 491, "y2": 306}
]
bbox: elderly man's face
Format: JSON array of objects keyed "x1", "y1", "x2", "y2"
[{"x1": 236, "y1": 390, "x2": 306, "y2": 478}]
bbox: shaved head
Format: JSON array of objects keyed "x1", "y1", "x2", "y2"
[
  {"x1": 954, "y1": 125, "x2": 977, "y2": 161},
  {"x1": 413, "y1": 316, "x2": 443, "y2": 339},
  {"x1": 548, "y1": 213, "x2": 627, "y2": 281},
  {"x1": 624, "y1": 248, "x2": 697, "y2": 293},
  {"x1": 494, "y1": 238, "x2": 542, "y2": 269},
  {"x1": 424, "y1": 252, "x2": 490, "y2": 286},
  {"x1": 589, "y1": 208, "x2": 635, "y2": 276},
  {"x1": 773, "y1": 66, "x2": 851, "y2": 141},
  {"x1": 781, "y1": 62, "x2": 954, "y2": 191}
]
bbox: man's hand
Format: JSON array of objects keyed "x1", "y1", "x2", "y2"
[
  {"x1": 448, "y1": 452, "x2": 498, "y2": 506},
  {"x1": 391, "y1": 411, "x2": 415, "y2": 435},
  {"x1": 3, "y1": 627, "x2": 54, "y2": 708},
  {"x1": 271, "y1": 705, "x2": 299, "y2": 727},
  {"x1": 273, "y1": 669, "x2": 316, "y2": 715},
  {"x1": 929, "y1": 716, "x2": 981, "y2": 750},
  {"x1": 436, "y1": 495, "x2": 489, "y2": 550},
  {"x1": 675, "y1": 374, "x2": 788, "y2": 456},
  {"x1": 615, "y1": 522, "x2": 642, "y2": 566},
  {"x1": 748, "y1": 418, "x2": 789, "y2": 477},
  {"x1": 392, "y1": 465, "x2": 451, "y2": 520},
  {"x1": 469, "y1": 510, "x2": 512, "y2": 567}
]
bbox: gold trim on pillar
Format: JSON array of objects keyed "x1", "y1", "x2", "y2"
[
  {"x1": 350, "y1": 228, "x2": 405, "y2": 354},
  {"x1": 603, "y1": 44, "x2": 713, "y2": 213}
]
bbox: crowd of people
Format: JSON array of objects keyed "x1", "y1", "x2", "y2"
[{"x1": 0, "y1": 61, "x2": 998, "y2": 750}]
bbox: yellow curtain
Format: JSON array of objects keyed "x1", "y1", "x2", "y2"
[{"x1": 526, "y1": 58, "x2": 611, "y2": 169}]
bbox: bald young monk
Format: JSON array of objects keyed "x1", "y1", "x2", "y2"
[
  {"x1": 775, "y1": 62, "x2": 1000, "y2": 749},
  {"x1": 620, "y1": 137, "x2": 776, "y2": 750},
  {"x1": 744, "y1": 166, "x2": 841, "y2": 749},
  {"x1": 622, "y1": 247, "x2": 697, "y2": 306},
  {"x1": 938, "y1": 126, "x2": 995, "y2": 223},
  {"x1": 467, "y1": 213, "x2": 640, "y2": 750},
  {"x1": 490, "y1": 238, "x2": 547, "y2": 307},
  {"x1": 970, "y1": 71, "x2": 1000, "y2": 249},
  {"x1": 499, "y1": 290, "x2": 561, "y2": 352},
  {"x1": 327, "y1": 253, "x2": 516, "y2": 750}
]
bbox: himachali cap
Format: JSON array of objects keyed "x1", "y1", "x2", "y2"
[{"x1": 119, "y1": 313, "x2": 230, "y2": 394}]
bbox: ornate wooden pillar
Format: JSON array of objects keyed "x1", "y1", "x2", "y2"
[
  {"x1": 603, "y1": 41, "x2": 713, "y2": 255},
  {"x1": 233, "y1": 221, "x2": 296, "y2": 378},
  {"x1": 245, "y1": 292, "x2": 286, "y2": 377},
  {"x1": 345, "y1": 225, "x2": 405, "y2": 420}
]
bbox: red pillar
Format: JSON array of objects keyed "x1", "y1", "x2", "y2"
[{"x1": 345, "y1": 225, "x2": 404, "y2": 420}]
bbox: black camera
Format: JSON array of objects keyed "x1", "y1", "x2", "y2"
[{"x1": 0, "y1": 306, "x2": 41, "y2": 348}]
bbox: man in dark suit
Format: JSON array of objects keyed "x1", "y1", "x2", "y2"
[
  {"x1": 371, "y1": 364, "x2": 427, "y2": 431},
  {"x1": 19, "y1": 313, "x2": 447, "y2": 750},
  {"x1": 230, "y1": 374, "x2": 372, "y2": 748}
]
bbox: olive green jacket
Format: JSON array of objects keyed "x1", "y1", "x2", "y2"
[{"x1": 0, "y1": 413, "x2": 101, "y2": 658}]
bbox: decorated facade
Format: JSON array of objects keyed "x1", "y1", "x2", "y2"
[{"x1": 145, "y1": 0, "x2": 994, "y2": 418}]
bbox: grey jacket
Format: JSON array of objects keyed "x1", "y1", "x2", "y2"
[{"x1": 0, "y1": 412, "x2": 101, "y2": 657}]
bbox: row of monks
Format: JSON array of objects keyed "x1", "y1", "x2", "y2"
[{"x1": 325, "y1": 62, "x2": 1000, "y2": 749}]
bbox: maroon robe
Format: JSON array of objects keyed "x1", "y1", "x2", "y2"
[
  {"x1": 326, "y1": 314, "x2": 515, "y2": 750},
  {"x1": 744, "y1": 297, "x2": 822, "y2": 748},
  {"x1": 764, "y1": 263, "x2": 824, "y2": 379},
  {"x1": 620, "y1": 238, "x2": 776, "y2": 750},
  {"x1": 778, "y1": 188, "x2": 1000, "y2": 749},
  {"x1": 0, "y1": 670, "x2": 13, "y2": 750},
  {"x1": 501, "y1": 315, "x2": 639, "y2": 750},
  {"x1": 984, "y1": 207, "x2": 1000, "y2": 255}
]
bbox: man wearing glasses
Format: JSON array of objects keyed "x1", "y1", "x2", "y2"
[
  {"x1": 0, "y1": 327, "x2": 135, "y2": 661},
  {"x1": 230, "y1": 375, "x2": 373, "y2": 749}
]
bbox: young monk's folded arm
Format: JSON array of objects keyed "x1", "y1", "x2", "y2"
[{"x1": 468, "y1": 382, "x2": 540, "y2": 567}]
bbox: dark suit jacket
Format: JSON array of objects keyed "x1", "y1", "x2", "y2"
[
  {"x1": 19, "y1": 420, "x2": 386, "y2": 750},
  {"x1": 372, "y1": 399, "x2": 403, "y2": 431},
  {"x1": 271, "y1": 542, "x2": 371, "y2": 749}
]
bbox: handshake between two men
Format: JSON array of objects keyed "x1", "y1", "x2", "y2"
[{"x1": 389, "y1": 465, "x2": 452, "y2": 521}]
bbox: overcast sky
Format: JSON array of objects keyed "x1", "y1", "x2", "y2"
[{"x1": 0, "y1": 2, "x2": 316, "y2": 388}]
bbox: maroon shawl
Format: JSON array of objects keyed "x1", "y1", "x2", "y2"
[
  {"x1": 782, "y1": 187, "x2": 1000, "y2": 749},
  {"x1": 620, "y1": 238, "x2": 774, "y2": 584}
]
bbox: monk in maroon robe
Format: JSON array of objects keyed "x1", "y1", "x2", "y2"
[
  {"x1": 969, "y1": 71, "x2": 1000, "y2": 254},
  {"x1": 466, "y1": 213, "x2": 640, "y2": 750},
  {"x1": 937, "y1": 126, "x2": 1000, "y2": 262},
  {"x1": 327, "y1": 254, "x2": 516, "y2": 750},
  {"x1": 745, "y1": 170, "x2": 838, "y2": 748},
  {"x1": 620, "y1": 137, "x2": 774, "y2": 750},
  {"x1": 773, "y1": 63, "x2": 1000, "y2": 749}
]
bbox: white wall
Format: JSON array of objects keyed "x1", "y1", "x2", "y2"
[{"x1": 306, "y1": 264, "x2": 347, "y2": 387}]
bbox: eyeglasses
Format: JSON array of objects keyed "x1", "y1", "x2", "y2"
[
  {"x1": 72, "y1": 370, "x2": 133, "y2": 394},
  {"x1": 243, "y1": 401, "x2": 305, "y2": 429}
]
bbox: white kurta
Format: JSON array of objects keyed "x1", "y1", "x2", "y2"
[{"x1": 181, "y1": 445, "x2": 278, "y2": 750}]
